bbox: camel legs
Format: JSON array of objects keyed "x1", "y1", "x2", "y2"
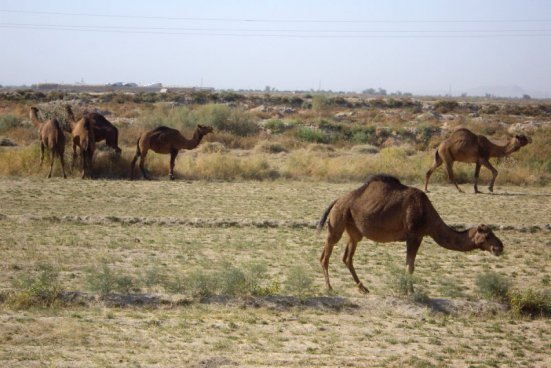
[
  {"x1": 342, "y1": 224, "x2": 368, "y2": 293},
  {"x1": 72, "y1": 142, "x2": 78, "y2": 169},
  {"x1": 39, "y1": 142, "x2": 45, "y2": 167},
  {"x1": 405, "y1": 237, "x2": 422, "y2": 294},
  {"x1": 130, "y1": 152, "x2": 139, "y2": 180},
  {"x1": 169, "y1": 150, "x2": 178, "y2": 180},
  {"x1": 474, "y1": 161, "x2": 482, "y2": 194},
  {"x1": 60, "y1": 151, "x2": 67, "y2": 179},
  {"x1": 47, "y1": 151, "x2": 55, "y2": 178},
  {"x1": 480, "y1": 158, "x2": 498, "y2": 192},
  {"x1": 80, "y1": 149, "x2": 87, "y2": 179},
  {"x1": 424, "y1": 152, "x2": 443, "y2": 192},
  {"x1": 138, "y1": 149, "x2": 150, "y2": 180},
  {"x1": 444, "y1": 160, "x2": 464, "y2": 193},
  {"x1": 320, "y1": 221, "x2": 345, "y2": 292}
]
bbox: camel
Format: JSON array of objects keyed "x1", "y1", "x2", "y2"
[
  {"x1": 73, "y1": 108, "x2": 121, "y2": 155},
  {"x1": 425, "y1": 128, "x2": 531, "y2": 193},
  {"x1": 318, "y1": 174, "x2": 504, "y2": 293},
  {"x1": 65, "y1": 105, "x2": 95, "y2": 178},
  {"x1": 130, "y1": 125, "x2": 213, "y2": 180},
  {"x1": 29, "y1": 107, "x2": 67, "y2": 178}
]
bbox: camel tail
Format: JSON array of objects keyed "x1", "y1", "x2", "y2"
[
  {"x1": 135, "y1": 136, "x2": 141, "y2": 156},
  {"x1": 317, "y1": 199, "x2": 337, "y2": 233},
  {"x1": 433, "y1": 148, "x2": 441, "y2": 163}
]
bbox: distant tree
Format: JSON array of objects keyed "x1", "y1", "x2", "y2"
[
  {"x1": 378, "y1": 88, "x2": 387, "y2": 96},
  {"x1": 362, "y1": 88, "x2": 377, "y2": 95},
  {"x1": 522, "y1": 94, "x2": 531, "y2": 100}
]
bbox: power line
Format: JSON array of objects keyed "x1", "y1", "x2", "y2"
[
  {"x1": 2, "y1": 23, "x2": 550, "y2": 38},
  {"x1": 1, "y1": 9, "x2": 551, "y2": 24},
  {"x1": 2, "y1": 22, "x2": 550, "y2": 34}
]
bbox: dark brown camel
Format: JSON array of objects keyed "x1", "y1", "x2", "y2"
[
  {"x1": 29, "y1": 107, "x2": 67, "y2": 178},
  {"x1": 70, "y1": 107, "x2": 121, "y2": 155},
  {"x1": 425, "y1": 128, "x2": 531, "y2": 193},
  {"x1": 318, "y1": 174, "x2": 504, "y2": 293},
  {"x1": 130, "y1": 125, "x2": 213, "y2": 180},
  {"x1": 65, "y1": 106, "x2": 95, "y2": 178}
]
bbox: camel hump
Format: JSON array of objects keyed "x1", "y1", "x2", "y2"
[
  {"x1": 152, "y1": 126, "x2": 172, "y2": 133},
  {"x1": 365, "y1": 174, "x2": 402, "y2": 186}
]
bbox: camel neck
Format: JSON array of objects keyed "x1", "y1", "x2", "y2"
[
  {"x1": 487, "y1": 139, "x2": 517, "y2": 158},
  {"x1": 178, "y1": 130, "x2": 204, "y2": 149},
  {"x1": 428, "y1": 219, "x2": 479, "y2": 252},
  {"x1": 29, "y1": 110, "x2": 42, "y2": 130}
]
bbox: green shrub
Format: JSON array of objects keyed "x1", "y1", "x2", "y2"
[
  {"x1": 192, "y1": 104, "x2": 259, "y2": 136},
  {"x1": 187, "y1": 269, "x2": 218, "y2": 298},
  {"x1": 476, "y1": 271, "x2": 510, "y2": 301},
  {"x1": 508, "y1": 289, "x2": 551, "y2": 317},
  {"x1": 351, "y1": 126, "x2": 376, "y2": 144},
  {"x1": 284, "y1": 266, "x2": 314, "y2": 298},
  {"x1": 386, "y1": 266, "x2": 420, "y2": 296},
  {"x1": 296, "y1": 126, "x2": 331, "y2": 144},
  {"x1": 0, "y1": 114, "x2": 22, "y2": 133},
  {"x1": 86, "y1": 262, "x2": 139, "y2": 295},
  {"x1": 254, "y1": 141, "x2": 288, "y2": 154},
  {"x1": 142, "y1": 266, "x2": 167, "y2": 290},
  {"x1": 264, "y1": 119, "x2": 294, "y2": 134},
  {"x1": 434, "y1": 100, "x2": 459, "y2": 113},
  {"x1": 9, "y1": 263, "x2": 62, "y2": 308},
  {"x1": 217, "y1": 266, "x2": 248, "y2": 296},
  {"x1": 415, "y1": 124, "x2": 441, "y2": 142},
  {"x1": 311, "y1": 95, "x2": 332, "y2": 112}
]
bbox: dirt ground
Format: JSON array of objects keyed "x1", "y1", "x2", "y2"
[{"x1": 0, "y1": 178, "x2": 550, "y2": 367}]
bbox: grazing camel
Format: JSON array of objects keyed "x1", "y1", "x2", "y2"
[
  {"x1": 130, "y1": 125, "x2": 213, "y2": 180},
  {"x1": 425, "y1": 128, "x2": 531, "y2": 193},
  {"x1": 65, "y1": 106, "x2": 95, "y2": 178},
  {"x1": 29, "y1": 107, "x2": 67, "y2": 178},
  {"x1": 70, "y1": 107, "x2": 121, "y2": 155},
  {"x1": 318, "y1": 174, "x2": 504, "y2": 293}
]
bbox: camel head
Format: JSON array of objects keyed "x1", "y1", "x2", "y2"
[
  {"x1": 65, "y1": 105, "x2": 75, "y2": 120},
  {"x1": 197, "y1": 124, "x2": 214, "y2": 137},
  {"x1": 510, "y1": 134, "x2": 532, "y2": 152},
  {"x1": 472, "y1": 224, "x2": 503, "y2": 256},
  {"x1": 29, "y1": 106, "x2": 39, "y2": 119}
]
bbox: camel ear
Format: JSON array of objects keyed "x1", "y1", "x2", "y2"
[{"x1": 477, "y1": 224, "x2": 490, "y2": 233}]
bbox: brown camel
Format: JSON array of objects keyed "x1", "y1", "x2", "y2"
[
  {"x1": 65, "y1": 106, "x2": 95, "y2": 178},
  {"x1": 425, "y1": 128, "x2": 531, "y2": 193},
  {"x1": 68, "y1": 107, "x2": 121, "y2": 155},
  {"x1": 318, "y1": 174, "x2": 504, "y2": 293},
  {"x1": 66, "y1": 105, "x2": 115, "y2": 155},
  {"x1": 130, "y1": 125, "x2": 213, "y2": 180},
  {"x1": 29, "y1": 107, "x2": 67, "y2": 178}
]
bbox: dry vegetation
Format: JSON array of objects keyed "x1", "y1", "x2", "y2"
[
  {"x1": 1, "y1": 91, "x2": 551, "y2": 367},
  {"x1": 1, "y1": 91, "x2": 550, "y2": 185},
  {"x1": 0, "y1": 179, "x2": 550, "y2": 367}
]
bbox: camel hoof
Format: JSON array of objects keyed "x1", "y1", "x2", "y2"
[
  {"x1": 358, "y1": 284, "x2": 370, "y2": 294},
  {"x1": 169, "y1": 175, "x2": 175, "y2": 181},
  {"x1": 488, "y1": 187, "x2": 494, "y2": 193}
]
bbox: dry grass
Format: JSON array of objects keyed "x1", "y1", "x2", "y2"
[{"x1": 0, "y1": 179, "x2": 550, "y2": 367}]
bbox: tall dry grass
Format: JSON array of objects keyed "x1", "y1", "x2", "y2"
[{"x1": 1, "y1": 141, "x2": 549, "y2": 184}]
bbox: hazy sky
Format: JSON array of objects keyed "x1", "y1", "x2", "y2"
[{"x1": 1, "y1": 0, "x2": 551, "y2": 96}]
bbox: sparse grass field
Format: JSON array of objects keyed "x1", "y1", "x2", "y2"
[{"x1": 1, "y1": 178, "x2": 550, "y2": 367}]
